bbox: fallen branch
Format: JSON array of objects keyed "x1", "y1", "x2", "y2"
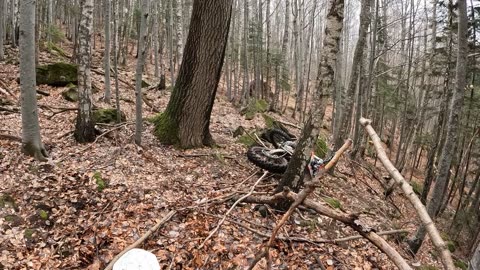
[
  {"x1": 203, "y1": 211, "x2": 407, "y2": 245},
  {"x1": 249, "y1": 139, "x2": 353, "y2": 270},
  {"x1": 199, "y1": 171, "x2": 269, "y2": 248},
  {"x1": 36, "y1": 89, "x2": 50, "y2": 96},
  {"x1": 0, "y1": 133, "x2": 22, "y2": 142},
  {"x1": 360, "y1": 117, "x2": 455, "y2": 270},
  {"x1": 103, "y1": 210, "x2": 176, "y2": 270}
]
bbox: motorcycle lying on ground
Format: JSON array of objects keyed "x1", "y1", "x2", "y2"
[{"x1": 246, "y1": 128, "x2": 332, "y2": 176}]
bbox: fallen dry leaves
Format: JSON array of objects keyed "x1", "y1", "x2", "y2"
[{"x1": 0, "y1": 43, "x2": 445, "y2": 270}]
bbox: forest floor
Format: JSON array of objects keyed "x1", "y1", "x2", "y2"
[{"x1": 0, "y1": 42, "x2": 462, "y2": 270}]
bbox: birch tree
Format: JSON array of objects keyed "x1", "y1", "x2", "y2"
[
  {"x1": 74, "y1": 0, "x2": 96, "y2": 143},
  {"x1": 277, "y1": 0, "x2": 344, "y2": 192},
  {"x1": 19, "y1": 0, "x2": 48, "y2": 161}
]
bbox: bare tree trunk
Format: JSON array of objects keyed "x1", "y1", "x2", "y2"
[
  {"x1": 168, "y1": 0, "x2": 175, "y2": 86},
  {"x1": 103, "y1": 0, "x2": 111, "y2": 103},
  {"x1": 271, "y1": 0, "x2": 289, "y2": 112},
  {"x1": 0, "y1": 0, "x2": 5, "y2": 60},
  {"x1": 174, "y1": 0, "x2": 183, "y2": 68},
  {"x1": 153, "y1": 1, "x2": 160, "y2": 78},
  {"x1": 113, "y1": 0, "x2": 121, "y2": 123},
  {"x1": 334, "y1": 0, "x2": 372, "y2": 151},
  {"x1": 134, "y1": 0, "x2": 149, "y2": 145},
  {"x1": 154, "y1": 0, "x2": 232, "y2": 148},
  {"x1": 74, "y1": 0, "x2": 96, "y2": 143},
  {"x1": 240, "y1": 0, "x2": 249, "y2": 106},
  {"x1": 409, "y1": 0, "x2": 468, "y2": 254},
  {"x1": 276, "y1": 0, "x2": 344, "y2": 193},
  {"x1": 19, "y1": 0, "x2": 48, "y2": 161}
]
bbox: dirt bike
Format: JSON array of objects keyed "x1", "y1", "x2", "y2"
[{"x1": 246, "y1": 128, "x2": 332, "y2": 176}]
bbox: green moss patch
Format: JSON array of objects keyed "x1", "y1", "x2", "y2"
[
  {"x1": 93, "y1": 172, "x2": 107, "y2": 192},
  {"x1": 315, "y1": 136, "x2": 329, "y2": 159},
  {"x1": 324, "y1": 197, "x2": 341, "y2": 209},
  {"x1": 36, "y1": 62, "x2": 77, "y2": 86},
  {"x1": 241, "y1": 99, "x2": 269, "y2": 120},
  {"x1": 411, "y1": 181, "x2": 424, "y2": 196},
  {"x1": 454, "y1": 259, "x2": 468, "y2": 270},
  {"x1": 153, "y1": 112, "x2": 179, "y2": 145},
  {"x1": 93, "y1": 108, "x2": 126, "y2": 124}
]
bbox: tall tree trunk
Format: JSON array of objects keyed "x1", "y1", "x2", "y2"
[
  {"x1": 74, "y1": 0, "x2": 96, "y2": 143},
  {"x1": 134, "y1": 0, "x2": 149, "y2": 145},
  {"x1": 19, "y1": 0, "x2": 48, "y2": 161},
  {"x1": 154, "y1": 0, "x2": 232, "y2": 148},
  {"x1": 174, "y1": 0, "x2": 183, "y2": 69},
  {"x1": 271, "y1": 0, "x2": 289, "y2": 112},
  {"x1": 409, "y1": 0, "x2": 468, "y2": 254},
  {"x1": 334, "y1": 0, "x2": 372, "y2": 151},
  {"x1": 240, "y1": 0, "x2": 249, "y2": 106},
  {"x1": 113, "y1": 0, "x2": 121, "y2": 123},
  {"x1": 103, "y1": 0, "x2": 111, "y2": 103},
  {"x1": 168, "y1": 0, "x2": 175, "y2": 86},
  {"x1": 276, "y1": 0, "x2": 344, "y2": 193},
  {"x1": 0, "y1": 0, "x2": 5, "y2": 60}
]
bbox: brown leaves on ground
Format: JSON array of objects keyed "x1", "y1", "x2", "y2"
[{"x1": 0, "y1": 44, "x2": 442, "y2": 270}]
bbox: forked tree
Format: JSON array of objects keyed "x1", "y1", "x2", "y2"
[{"x1": 154, "y1": 0, "x2": 233, "y2": 148}]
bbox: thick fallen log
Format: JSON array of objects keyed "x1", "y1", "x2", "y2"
[{"x1": 359, "y1": 117, "x2": 455, "y2": 270}]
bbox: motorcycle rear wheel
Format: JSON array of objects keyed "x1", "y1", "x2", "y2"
[{"x1": 247, "y1": 146, "x2": 288, "y2": 174}]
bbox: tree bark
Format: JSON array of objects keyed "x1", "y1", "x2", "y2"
[
  {"x1": 470, "y1": 241, "x2": 480, "y2": 270},
  {"x1": 409, "y1": 0, "x2": 468, "y2": 255},
  {"x1": 19, "y1": 0, "x2": 48, "y2": 161},
  {"x1": 134, "y1": 0, "x2": 148, "y2": 145},
  {"x1": 74, "y1": 0, "x2": 96, "y2": 143},
  {"x1": 276, "y1": 0, "x2": 345, "y2": 193},
  {"x1": 334, "y1": 0, "x2": 372, "y2": 151},
  {"x1": 155, "y1": 0, "x2": 232, "y2": 148},
  {"x1": 0, "y1": 0, "x2": 5, "y2": 60},
  {"x1": 103, "y1": 0, "x2": 111, "y2": 103}
]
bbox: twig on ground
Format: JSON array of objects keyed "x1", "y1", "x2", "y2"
[
  {"x1": 198, "y1": 171, "x2": 268, "y2": 249},
  {"x1": 103, "y1": 210, "x2": 176, "y2": 270}
]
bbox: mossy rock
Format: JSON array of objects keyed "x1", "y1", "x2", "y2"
[
  {"x1": 411, "y1": 181, "x2": 424, "y2": 196},
  {"x1": 241, "y1": 99, "x2": 269, "y2": 120},
  {"x1": 0, "y1": 193, "x2": 17, "y2": 210},
  {"x1": 237, "y1": 132, "x2": 256, "y2": 146},
  {"x1": 46, "y1": 41, "x2": 68, "y2": 58},
  {"x1": 324, "y1": 197, "x2": 341, "y2": 209},
  {"x1": 36, "y1": 62, "x2": 78, "y2": 86},
  {"x1": 454, "y1": 259, "x2": 468, "y2": 270},
  {"x1": 93, "y1": 108, "x2": 126, "y2": 124},
  {"x1": 152, "y1": 112, "x2": 179, "y2": 145},
  {"x1": 61, "y1": 84, "x2": 78, "y2": 102}
]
